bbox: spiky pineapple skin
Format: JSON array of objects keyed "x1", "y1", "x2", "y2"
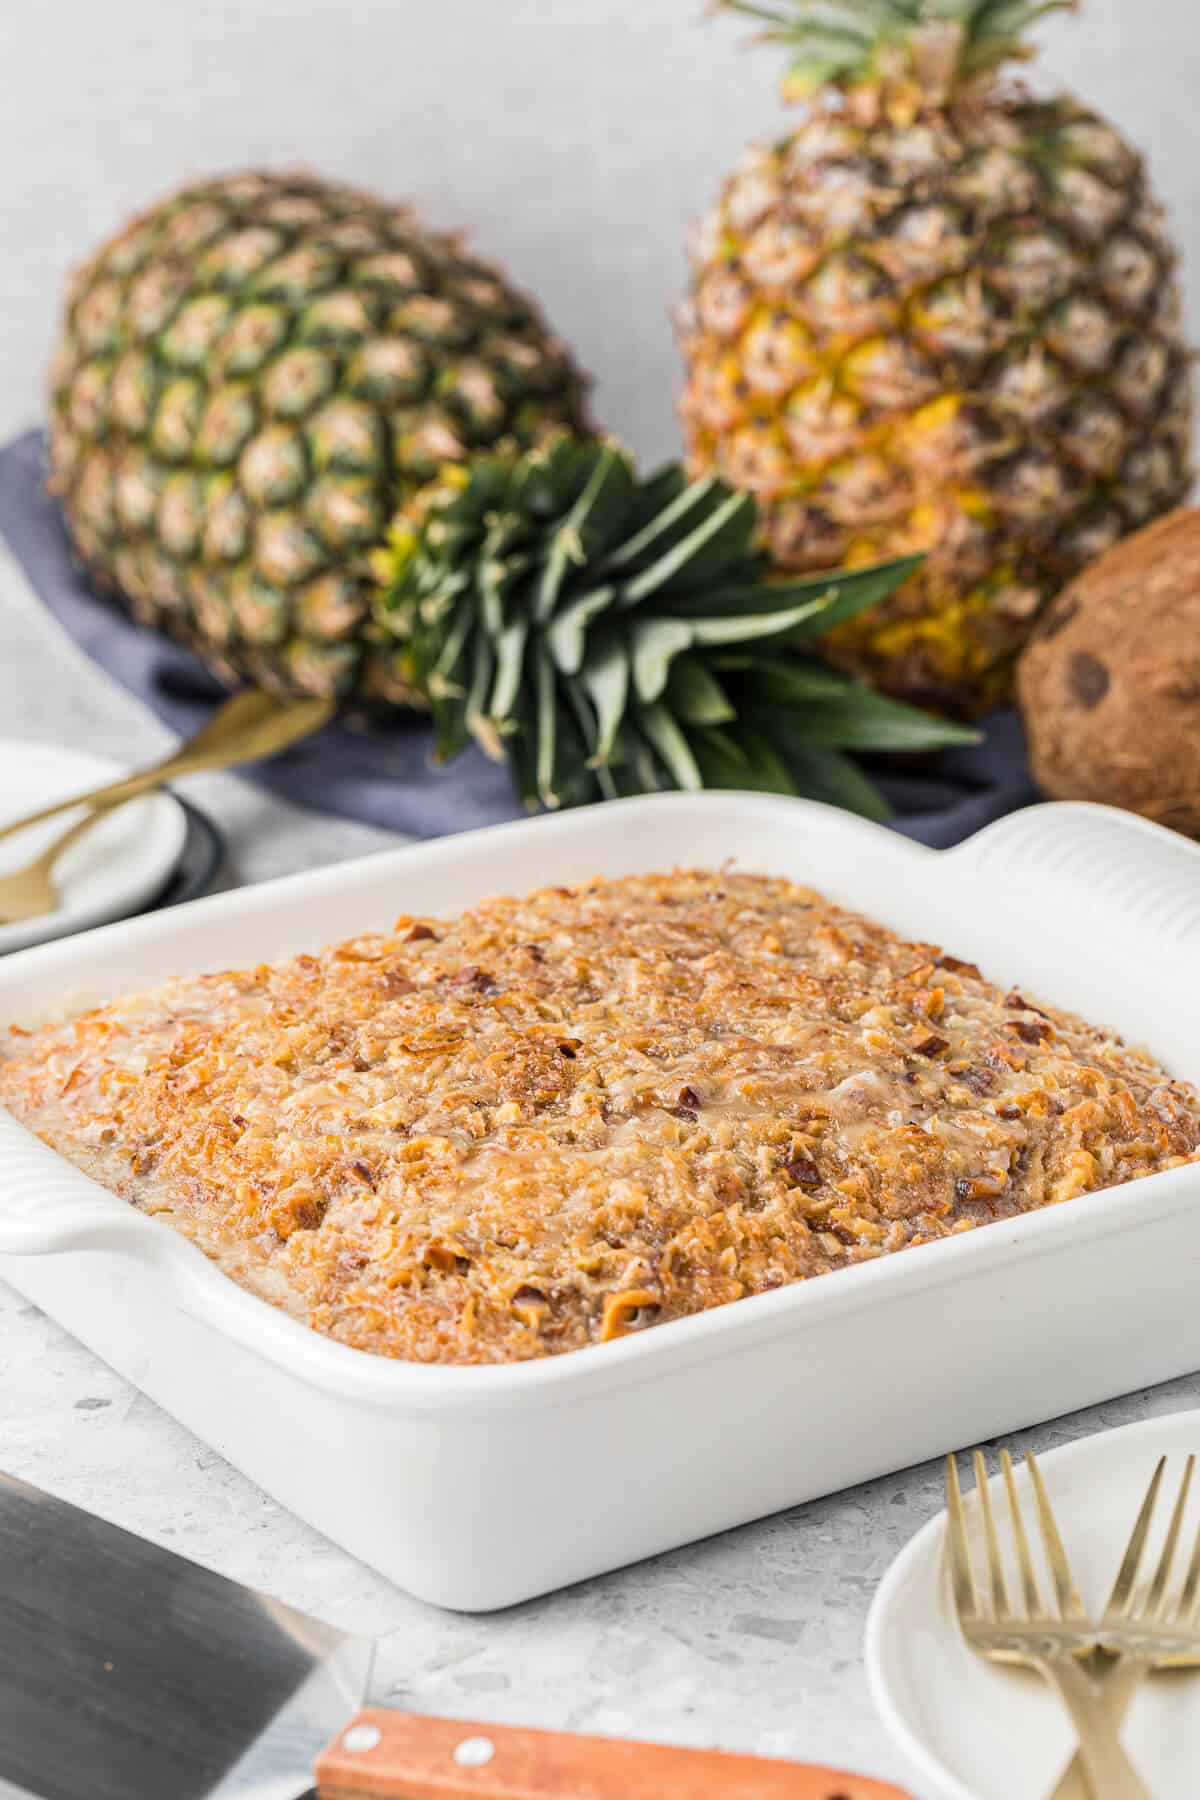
[
  {"x1": 677, "y1": 92, "x2": 1193, "y2": 715},
  {"x1": 48, "y1": 171, "x2": 590, "y2": 701}
]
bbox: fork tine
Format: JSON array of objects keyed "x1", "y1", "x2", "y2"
[
  {"x1": 1027, "y1": 1450, "x2": 1087, "y2": 1621},
  {"x1": 1000, "y1": 1448, "x2": 1043, "y2": 1617},
  {"x1": 1106, "y1": 1455, "x2": 1167, "y2": 1619},
  {"x1": 1146, "y1": 1455, "x2": 1194, "y2": 1618},
  {"x1": 945, "y1": 1454, "x2": 980, "y2": 1623},
  {"x1": 973, "y1": 1450, "x2": 1010, "y2": 1620},
  {"x1": 1174, "y1": 1481, "x2": 1200, "y2": 1625}
]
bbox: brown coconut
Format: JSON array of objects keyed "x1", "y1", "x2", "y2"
[{"x1": 1018, "y1": 509, "x2": 1200, "y2": 837}]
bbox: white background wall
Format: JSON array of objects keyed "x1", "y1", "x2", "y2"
[{"x1": 2, "y1": 0, "x2": 1197, "y2": 464}]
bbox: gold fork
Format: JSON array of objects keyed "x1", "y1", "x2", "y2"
[
  {"x1": 945, "y1": 1449, "x2": 1151, "y2": 1800},
  {"x1": 0, "y1": 690, "x2": 332, "y2": 925},
  {"x1": 1049, "y1": 1454, "x2": 1200, "y2": 1798},
  {"x1": 0, "y1": 803, "x2": 124, "y2": 926}
]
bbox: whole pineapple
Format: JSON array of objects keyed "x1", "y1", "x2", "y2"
[
  {"x1": 677, "y1": 0, "x2": 1194, "y2": 715},
  {"x1": 47, "y1": 170, "x2": 590, "y2": 701}
]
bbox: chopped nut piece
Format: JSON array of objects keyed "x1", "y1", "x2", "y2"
[
  {"x1": 1006, "y1": 992, "x2": 1050, "y2": 1017},
  {"x1": 954, "y1": 1172, "x2": 1008, "y2": 1204},
  {"x1": 380, "y1": 970, "x2": 415, "y2": 996},
  {"x1": 938, "y1": 955, "x2": 981, "y2": 977},
  {"x1": 599, "y1": 1288, "x2": 660, "y2": 1342},
  {"x1": 449, "y1": 965, "x2": 495, "y2": 992}
]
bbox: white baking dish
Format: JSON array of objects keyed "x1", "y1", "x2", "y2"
[{"x1": 2, "y1": 794, "x2": 1200, "y2": 1612}]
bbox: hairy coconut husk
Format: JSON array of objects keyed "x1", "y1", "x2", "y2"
[{"x1": 1018, "y1": 509, "x2": 1200, "y2": 836}]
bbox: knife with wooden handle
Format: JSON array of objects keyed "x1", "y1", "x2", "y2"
[
  {"x1": 315, "y1": 1710, "x2": 911, "y2": 1799},
  {"x1": 0, "y1": 1471, "x2": 913, "y2": 1800}
]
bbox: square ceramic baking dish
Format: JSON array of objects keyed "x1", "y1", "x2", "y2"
[{"x1": 3, "y1": 793, "x2": 1200, "y2": 1612}]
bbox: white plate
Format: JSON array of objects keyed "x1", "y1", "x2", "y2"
[
  {"x1": 0, "y1": 741, "x2": 188, "y2": 954},
  {"x1": 866, "y1": 1410, "x2": 1200, "y2": 1800}
]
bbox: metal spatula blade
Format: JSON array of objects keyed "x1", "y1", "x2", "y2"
[
  {"x1": 0, "y1": 1472, "x2": 369, "y2": 1800},
  {"x1": 0, "y1": 1471, "x2": 913, "y2": 1800}
]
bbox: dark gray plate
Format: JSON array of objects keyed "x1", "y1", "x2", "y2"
[{"x1": 143, "y1": 796, "x2": 225, "y2": 913}]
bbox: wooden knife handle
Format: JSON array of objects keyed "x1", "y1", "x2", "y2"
[{"x1": 315, "y1": 1709, "x2": 914, "y2": 1799}]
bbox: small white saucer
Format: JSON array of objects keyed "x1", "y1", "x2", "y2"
[
  {"x1": 0, "y1": 740, "x2": 188, "y2": 955},
  {"x1": 866, "y1": 1409, "x2": 1200, "y2": 1800}
]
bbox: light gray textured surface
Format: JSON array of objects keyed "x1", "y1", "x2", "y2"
[
  {"x1": 4, "y1": 5, "x2": 1200, "y2": 1787},
  {"x1": 1, "y1": 549, "x2": 1200, "y2": 1794},
  {"x1": 2, "y1": 0, "x2": 1199, "y2": 464}
]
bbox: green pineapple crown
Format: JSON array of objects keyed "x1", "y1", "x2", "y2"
[
  {"x1": 719, "y1": 0, "x2": 1078, "y2": 101},
  {"x1": 373, "y1": 439, "x2": 973, "y2": 817}
]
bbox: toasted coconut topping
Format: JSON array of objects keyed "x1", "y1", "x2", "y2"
[{"x1": 3, "y1": 869, "x2": 1198, "y2": 1364}]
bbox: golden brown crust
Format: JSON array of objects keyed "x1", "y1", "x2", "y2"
[{"x1": 3, "y1": 869, "x2": 1198, "y2": 1364}]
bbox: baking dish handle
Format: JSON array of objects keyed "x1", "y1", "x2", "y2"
[
  {"x1": 949, "y1": 801, "x2": 1200, "y2": 948},
  {"x1": 0, "y1": 1116, "x2": 167, "y2": 1258},
  {"x1": 0, "y1": 1201, "x2": 151, "y2": 1256}
]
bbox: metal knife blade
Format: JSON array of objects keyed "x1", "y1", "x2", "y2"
[{"x1": 0, "y1": 1471, "x2": 370, "y2": 1800}]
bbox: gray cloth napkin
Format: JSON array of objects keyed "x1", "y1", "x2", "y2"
[{"x1": 0, "y1": 428, "x2": 1038, "y2": 847}]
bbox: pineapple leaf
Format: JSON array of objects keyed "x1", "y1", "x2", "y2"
[
  {"x1": 428, "y1": 683, "x2": 472, "y2": 764},
  {"x1": 534, "y1": 647, "x2": 560, "y2": 808},
  {"x1": 629, "y1": 729, "x2": 664, "y2": 794},
  {"x1": 620, "y1": 488, "x2": 757, "y2": 603},
  {"x1": 665, "y1": 657, "x2": 736, "y2": 725},
  {"x1": 559, "y1": 678, "x2": 611, "y2": 797},
  {"x1": 716, "y1": 0, "x2": 804, "y2": 26},
  {"x1": 507, "y1": 693, "x2": 541, "y2": 811},
  {"x1": 464, "y1": 633, "x2": 500, "y2": 760},
  {"x1": 535, "y1": 445, "x2": 634, "y2": 622},
  {"x1": 478, "y1": 522, "x2": 530, "y2": 635},
  {"x1": 604, "y1": 474, "x2": 728, "y2": 575},
  {"x1": 969, "y1": 0, "x2": 1075, "y2": 35},
  {"x1": 660, "y1": 580, "x2": 831, "y2": 621},
  {"x1": 631, "y1": 617, "x2": 695, "y2": 703},
  {"x1": 637, "y1": 704, "x2": 704, "y2": 792},
  {"x1": 773, "y1": 744, "x2": 892, "y2": 820},
  {"x1": 430, "y1": 599, "x2": 474, "y2": 687},
  {"x1": 719, "y1": 0, "x2": 886, "y2": 38},
  {"x1": 489, "y1": 618, "x2": 528, "y2": 725},
  {"x1": 664, "y1": 557, "x2": 919, "y2": 630},
  {"x1": 771, "y1": 555, "x2": 925, "y2": 642},
  {"x1": 690, "y1": 725, "x2": 800, "y2": 797},
  {"x1": 782, "y1": 33, "x2": 880, "y2": 91},
  {"x1": 545, "y1": 584, "x2": 616, "y2": 674},
  {"x1": 579, "y1": 632, "x2": 629, "y2": 764},
  {"x1": 737, "y1": 665, "x2": 980, "y2": 749},
  {"x1": 688, "y1": 598, "x2": 844, "y2": 646},
  {"x1": 713, "y1": 654, "x2": 851, "y2": 695},
  {"x1": 637, "y1": 462, "x2": 690, "y2": 507},
  {"x1": 719, "y1": 0, "x2": 1069, "y2": 90}
]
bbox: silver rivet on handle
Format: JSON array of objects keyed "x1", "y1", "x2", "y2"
[
  {"x1": 342, "y1": 1723, "x2": 383, "y2": 1753},
  {"x1": 453, "y1": 1736, "x2": 496, "y2": 1768}
]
